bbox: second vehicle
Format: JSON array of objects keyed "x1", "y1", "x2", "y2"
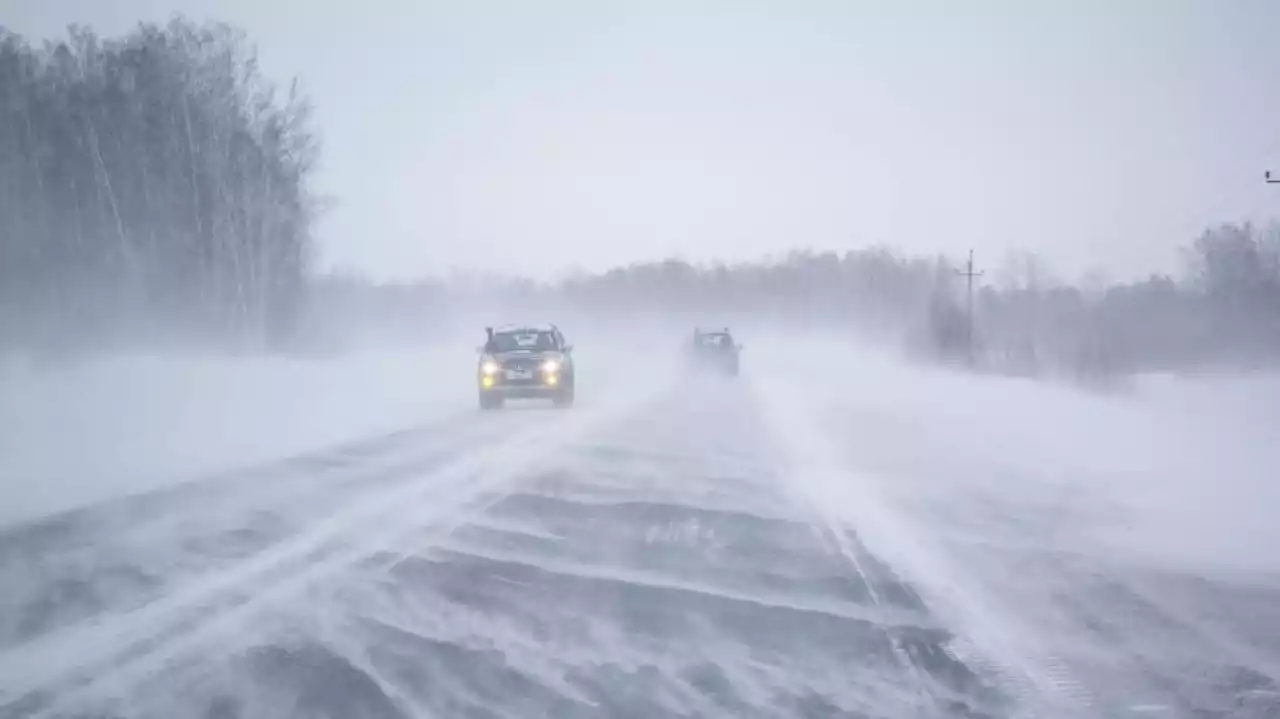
[{"x1": 688, "y1": 327, "x2": 742, "y2": 377}]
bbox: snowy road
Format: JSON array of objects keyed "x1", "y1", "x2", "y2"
[{"x1": 2, "y1": 349, "x2": 1279, "y2": 718}]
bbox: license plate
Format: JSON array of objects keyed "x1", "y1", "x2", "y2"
[{"x1": 506, "y1": 369, "x2": 533, "y2": 380}]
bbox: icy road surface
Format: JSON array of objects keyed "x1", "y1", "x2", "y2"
[{"x1": 2, "y1": 347, "x2": 1280, "y2": 718}]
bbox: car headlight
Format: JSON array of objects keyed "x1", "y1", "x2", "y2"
[
  {"x1": 481, "y1": 360, "x2": 499, "y2": 375},
  {"x1": 542, "y1": 359, "x2": 560, "y2": 374}
]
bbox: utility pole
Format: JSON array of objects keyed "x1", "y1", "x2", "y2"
[{"x1": 954, "y1": 248, "x2": 984, "y2": 367}]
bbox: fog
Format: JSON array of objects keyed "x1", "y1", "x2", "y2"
[{"x1": 4, "y1": 4, "x2": 1280, "y2": 719}]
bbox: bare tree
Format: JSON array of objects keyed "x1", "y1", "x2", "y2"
[{"x1": 0, "y1": 18, "x2": 319, "y2": 356}]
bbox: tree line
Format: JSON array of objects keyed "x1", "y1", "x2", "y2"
[
  {"x1": 548, "y1": 222, "x2": 1279, "y2": 381},
  {"x1": 325, "y1": 222, "x2": 1279, "y2": 383},
  {"x1": 0, "y1": 18, "x2": 318, "y2": 356},
  {"x1": 964, "y1": 222, "x2": 1280, "y2": 381}
]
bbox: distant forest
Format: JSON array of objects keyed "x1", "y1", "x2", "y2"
[
  {"x1": 313, "y1": 225, "x2": 1280, "y2": 384},
  {"x1": 3, "y1": 21, "x2": 1279, "y2": 384}
]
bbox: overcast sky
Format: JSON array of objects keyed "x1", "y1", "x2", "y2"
[{"x1": 8, "y1": 1, "x2": 1280, "y2": 282}]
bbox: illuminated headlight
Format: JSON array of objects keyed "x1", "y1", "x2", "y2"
[
  {"x1": 481, "y1": 360, "x2": 499, "y2": 375},
  {"x1": 481, "y1": 375, "x2": 495, "y2": 389},
  {"x1": 541, "y1": 359, "x2": 560, "y2": 374}
]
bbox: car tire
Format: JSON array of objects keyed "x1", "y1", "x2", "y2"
[{"x1": 479, "y1": 393, "x2": 503, "y2": 410}]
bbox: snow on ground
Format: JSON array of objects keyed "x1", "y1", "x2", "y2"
[
  {"x1": 2, "y1": 332, "x2": 1279, "y2": 718},
  {"x1": 5, "y1": 331, "x2": 1276, "y2": 572},
  {"x1": 753, "y1": 338, "x2": 1280, "y2": 716},
  {"x1": 752, "y1": 338, "x2": 1280, "y2": 577},
  {"x1": 0, "y1": 346, "x2": 476, "y2": 527},
  {"x1": 0, "y1": 328, "x2": 685, "y2": 529}
]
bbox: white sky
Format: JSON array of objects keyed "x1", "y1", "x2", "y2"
[{"x1": 8, "y1": 1, "x2": 1280, "y2": 282}]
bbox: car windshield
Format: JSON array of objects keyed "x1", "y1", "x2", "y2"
[
  {"x1": 490, "y1": 330, "x2": 557, "y2": 352},
  {"x1": 697, "y1": 333, "x2": 732, "y2": 348}
]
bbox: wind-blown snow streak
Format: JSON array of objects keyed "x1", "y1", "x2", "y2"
[
  {"x1": 4, "y1": 338, "x2": 1279, "y2": 718},
  {"x1": 752, "y1": 376, "x2": 1092, "y2": 718},
  {"x1": 749, "y1": 341, "x2": 1280, "y2": 719},
  {"x1": 1, "y1": 385, "x2": 654, "y2": 717}
]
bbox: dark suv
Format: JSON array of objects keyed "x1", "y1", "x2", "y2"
[
  {"x1": 689, "y1": 327, "x2": 741, "y2": 377},
  {"x1": 477, "y1": 324, "x2": 576, "y2": 409}
]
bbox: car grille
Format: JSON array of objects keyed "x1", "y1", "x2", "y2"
[{"x1": 497, "y1": 356, "x2": 545, "y2": 386}]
